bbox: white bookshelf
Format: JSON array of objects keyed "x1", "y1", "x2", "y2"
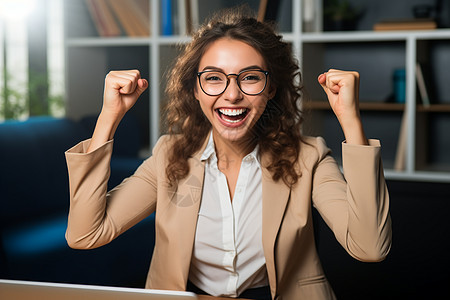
[{"x1": 64, "y1": 0, "x2": 450, "y2": 182}]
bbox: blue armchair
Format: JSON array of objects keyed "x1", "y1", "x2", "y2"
[{"x1": 0, "y1": 115, "x2": 155, "y2": 287}]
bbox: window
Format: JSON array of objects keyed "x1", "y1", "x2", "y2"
[{"x1": 0, "y1": 0, "x2": 64, "y2": 121}]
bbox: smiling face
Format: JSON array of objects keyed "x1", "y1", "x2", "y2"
[{"x1": 195, "y1": 38, "x2": 275, "y2": 151}]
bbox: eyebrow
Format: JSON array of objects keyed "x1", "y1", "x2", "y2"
[{"x1": 200, "y1": 65, "x2": 265, "y2": 72}]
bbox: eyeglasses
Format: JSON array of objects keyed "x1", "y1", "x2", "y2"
[{"x1": 197, "y1": 69, "x2": 269, "y2": 96}]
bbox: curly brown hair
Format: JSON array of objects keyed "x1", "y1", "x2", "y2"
[{"x1": 164, "y1": 7, "x2": 305, "y2": 187}]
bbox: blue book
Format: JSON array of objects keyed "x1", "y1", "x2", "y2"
[{"x1": 162, "y1": 0, "x2": 173, "y2": 35}]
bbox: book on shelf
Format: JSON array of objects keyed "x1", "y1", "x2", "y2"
[
  {"x1": 416, "y1": 63, "x2": 431, "y2": 107},
  {"x1": 394, "y1": 110, "x2": 407, "y2": 171},
  {"x1": 415, "y1": 62, "x2": 438, "y2": 108},
  {"x1": 133, "y1": 0, "x2": 151, "y2": 35},
  {"x1": 257, "y1": 0, "x2": 268, "y2": 22},
  {"x1": 161, "y1": 0, "x2": 173, "y2": 35},
  {"x1": 257, "y1": 0, "x2": 281, "y2": 22},
  {"x1": 85, "y1": 0, "x2": 121, "y2": 37},
  {"x1": 176, "y1": 0, "x2": 187, "y2": 36},
  {"x1": 186, "y1": 0, "x2": 199, "y2": 35},
  {"x1": 108, "y1": 0, "x2": 150, "y2": 37},
  {"x1": 302, "y1": 0, "x2": 322, "y2": 32},
  {"x1": 173, "y1": 0, "x2": 195, "y2": 36},
  {"x1": 85, "y1": 0, "x2": 150, "y2": 37},
  {"x1": 373, "y1": 18, "x2": 437, "y2": 31},
  {"x1": 160, "y1": 0, "x2": 199, "y2": 36}
]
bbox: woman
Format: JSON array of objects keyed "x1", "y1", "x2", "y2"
[{"x1": 65, "y1": 8, "x2": 392, "y2": 300}]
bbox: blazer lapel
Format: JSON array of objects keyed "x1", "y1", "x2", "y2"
[
  {"x1": 166, "y1": 137, "x2": 208, "y2": 288},
  {"x1": 261, "y1": 160, "x2": 291, "y2": 295}
]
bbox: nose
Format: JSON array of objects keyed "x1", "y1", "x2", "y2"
[{"x1": 223, "y1": 76, "x2": 243, "y2": 103}]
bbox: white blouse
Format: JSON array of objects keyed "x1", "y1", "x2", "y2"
[{"x1": 188, "y1": 133, "x2": 268, "y2": 297}]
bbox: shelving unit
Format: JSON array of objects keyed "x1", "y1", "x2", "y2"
[
  {"x1": 305, "y1": 102, "x2": 406, "y2": 111},
  {"x1": 298, "y1": 28, "x2": 450, "y2": 182},
  {"x1": 64, "y1": 0, "x2": 450, "y2": 182}
]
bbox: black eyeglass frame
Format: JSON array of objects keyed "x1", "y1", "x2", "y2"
[{"x1": 196, "y1": 69, "x2": 269, "y2": 96}]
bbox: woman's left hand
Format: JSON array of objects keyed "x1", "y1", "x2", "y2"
[{"x1": 318, "y1": 69, "x2": 368, "y2": 145}]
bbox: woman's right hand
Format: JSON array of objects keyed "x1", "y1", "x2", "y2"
[
  {"x1": 102, "y1": 69, "x2": 148, "y2": 120},
  {"x1": 87, "y1": 70, "x2": 148, "y2": 153}
]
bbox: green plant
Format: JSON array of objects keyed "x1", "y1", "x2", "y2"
[
  {"x1": 1, "y1": 71, "x2": 65, "y2": 120},
  {"x1": 1, "y1": 73, "x2": 27, "y2": 120},
  {"x1": 28, "y1": 70, "x2": 65, "y2": 116},
  {"x1": 324, "y1": 0, "x2": 361, "y2": 22}
]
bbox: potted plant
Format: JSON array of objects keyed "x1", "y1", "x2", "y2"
[{"x1": 323, "y1": 0, "x2": 362, "y2": 31}]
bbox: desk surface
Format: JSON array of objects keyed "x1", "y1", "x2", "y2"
[{"x1": 198, "y1": 295, "x2": 248, "y2": 300}]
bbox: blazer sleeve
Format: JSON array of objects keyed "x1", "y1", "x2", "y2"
[
  {"x1": 64, "y1": 137, "x2": 165, "y2": 249},
  {"x1": 311, "y1": 138, "x2": 392, "y2": 262}
]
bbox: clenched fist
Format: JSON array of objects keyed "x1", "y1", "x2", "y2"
[
  {"x1": 318, "y1": 69, "x2": 367, "y2": 145},
  {"x1": 102, "y1": 69, "x2": 148, "y2": 119},
  {"x1": 87, "y1": 70, "x2": 148, "y2": 153}
]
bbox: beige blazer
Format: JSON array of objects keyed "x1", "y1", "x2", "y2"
[{"x1": 65, "y1": 135, "x2": 392, "y2": 300}]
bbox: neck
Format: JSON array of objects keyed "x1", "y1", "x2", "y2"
[{"x1": 212, "y1": 131, "x2": 257, "y2": 167}]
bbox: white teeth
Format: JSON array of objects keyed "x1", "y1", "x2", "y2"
[{"x1": 218, "y1": 108, "x2": 247, "y2": 116}]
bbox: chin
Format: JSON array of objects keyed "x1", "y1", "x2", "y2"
[{"x1": 214, "y1": 123, "x2": 258, "y2": 145}]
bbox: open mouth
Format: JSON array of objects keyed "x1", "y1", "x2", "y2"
[{"x1": 216, "y1": 108, "x2": 249, "y2": 124}]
